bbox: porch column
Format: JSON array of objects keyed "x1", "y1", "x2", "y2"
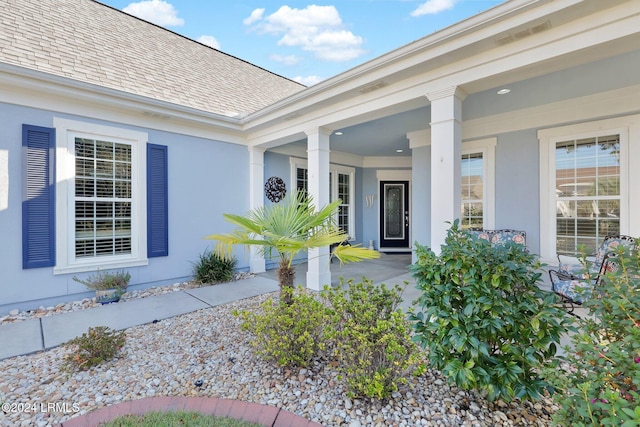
[
  {"x1": 248, "y1": 146, "x2": 266, "y2": 273},
  {"x1": 408, "y1": 129, "x2": 431, "y2": 263},
  {"x1": 427, "y1": 87, "x2": 466, "y2": 253},
  {"x1": 305, "y1": 127, "x2": 332, "y2": 291}
]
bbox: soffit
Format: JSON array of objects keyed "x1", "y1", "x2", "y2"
[{"x1": 244, "y1": 0, "x2": 635, "y2": 134}]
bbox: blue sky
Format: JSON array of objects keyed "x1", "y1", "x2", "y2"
[{"x1": 98, "y1": 0, "x2": 504, "y2": 86}]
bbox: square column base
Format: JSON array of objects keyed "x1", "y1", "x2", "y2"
[
  {"x1": 306, "y1": 271, "x2": 332, "y2": 291},
  {"x1": 249, "y1": 258, "x2": 266, "y2": 274}
]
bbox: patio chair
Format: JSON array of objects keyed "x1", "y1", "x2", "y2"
[
  {"x1": 548, "y1": 235, "x2": 636, "y2": 314},
  {"x1": 468, "y1": 228, "x2": 527, "y2": 247}
]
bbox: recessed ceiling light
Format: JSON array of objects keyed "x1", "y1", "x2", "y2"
[
  {"x1": 497, "y1": 88, "x2": 511, "y2": 95},
  {"x1": 334, "y1": 131, "x2": 343, "y2": 136},
  {"x1": 396, "y1": 149, "x2": 404, "y2": 153}
]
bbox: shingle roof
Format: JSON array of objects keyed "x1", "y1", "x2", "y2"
[{"x1": 1, "y1": 0, "x2": 306, "y2": 117}]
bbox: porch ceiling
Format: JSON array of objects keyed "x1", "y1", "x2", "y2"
[{"x1": 274, "y1": 45, "x2": 640, "y2": 161}]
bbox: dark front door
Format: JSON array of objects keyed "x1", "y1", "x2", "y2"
[{"x1": 379, "y1": 181, "x2": 410, "y2": 249}]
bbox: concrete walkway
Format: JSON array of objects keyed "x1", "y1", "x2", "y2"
[
  {"x1": 2, "y1": 254, "x2": 414, "y2": 427},
  {"x1": 0, "y1": 253, "x2": 415, "y2": 361},
  {"x1": 0, "y1": 275, "x2": 282, "y2": 360}
]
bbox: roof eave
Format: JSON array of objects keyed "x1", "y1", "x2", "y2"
[
  {"x1": 242, "y1": 0, "x2": 575, "y2": 125},
  {"x1": 0, "y1": 62, "x2": 245, "y2": 132}
]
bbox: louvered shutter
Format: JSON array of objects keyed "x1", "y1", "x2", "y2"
[
  {"x1": 147, "y1": 143, "x2": 168, "y2": 257},
  {"x1": 22, "y1": 125, "x2": 56, "y2": 268}
]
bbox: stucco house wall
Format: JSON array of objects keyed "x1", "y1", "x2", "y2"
[
  {"x1": 2, "y1": 0, "x2": 640, "y2": 311},
  {"x1": 0, "y1": 103, "x2": 252, "y2": 312}
]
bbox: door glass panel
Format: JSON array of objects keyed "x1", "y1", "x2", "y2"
[{"x1": 384, "y1": 184, "x2": 404, "y2": 239}]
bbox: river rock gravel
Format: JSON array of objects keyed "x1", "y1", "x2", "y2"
[
  {"x1": 0, "y1": 273, "x2": 254, "y2": 326},
  {"x1": 0, "y1": 292, "x2": 558, "y2": 427}
]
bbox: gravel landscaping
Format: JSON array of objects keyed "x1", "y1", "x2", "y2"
[{"x1": 0, "y1": 290, "x2": 559, "y2": 427}]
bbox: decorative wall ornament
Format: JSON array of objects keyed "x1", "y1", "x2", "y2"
[
  {"x1": 365, "y1": 194, "x2": 376, "y2": 208},
  {"x1": 265, "y1": 176, "x2": 286, "y2": 203}
]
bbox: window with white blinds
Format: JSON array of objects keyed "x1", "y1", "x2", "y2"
[
  {"x1": 74, "y1": 138, "x2": 133, "y2": 258},
  {"x1": 291, "y1": 158, "x2": 355, "y2": 239},
  {"x1": 296, "y1": 167, "x2": 308, "y2": 194},
  {"x1": 555, "y1": 135, "x2": 621, "y2": 256},
  {"x1": 461, "y1": 152, "x2": 484, "y2": 230},
  {"x1": 337, "y1": 173, "x2": 351, "y2": 237}
]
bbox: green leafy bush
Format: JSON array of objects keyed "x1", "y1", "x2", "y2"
[
  {"x1": 236, "y1": 279, "x2": 422, "y2": 398},
  {"x1": 193, "y1": 249, "x2": 237, "y2": 284},
  {"x1": 235, "y1": 287, "x2": 331, "y2": 368},
  {"x1": 548, "y1": 245, "x2": 640, "y2": 426},
  {"x1": 410, "y1": 220, "x2": 570, "y2": 402},
  {"x1": 322, "y1": 279, "x2": 424, "y2": 399},
  {"x1": 62, "y1": 326, "x2": 126, "y2": 371}
]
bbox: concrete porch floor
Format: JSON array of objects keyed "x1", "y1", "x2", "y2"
[{"x1": 256, "y1": 252, "x2": 420, "y2": 311}]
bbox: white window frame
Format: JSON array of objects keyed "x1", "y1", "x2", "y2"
[
  {"x1": 413, "y1": 135, "x2": 496, "y2": 230},
  {"x1": 461, "y1": 138, "x2": 496, "y2": 230},
  {"x1": 289, "y1": 157, "x2": 356, "y2": 240},
  {"x1": 538, "y1": 115, "x2": 640, "y2": 263},
  {"x1": 53, "y1": 118, "x2": 149, "y2": 274}
]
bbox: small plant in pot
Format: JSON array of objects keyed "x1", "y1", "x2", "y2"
[{"x1": 73, "y1": 270, "x2": 131, "y2": 304}]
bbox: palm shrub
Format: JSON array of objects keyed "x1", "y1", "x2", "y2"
[
  {"x1": 193, "y1": 249, "x2": 237, "y2": 284},
  {"x1": 410, "y1": 220, "x2": 570, "y2": 402},
  {"x1": 207, "y1": 190, "x2": 379, "y2": 304},
  {"x1": 549, "y1": 245, "x2": 640, "y2": 426},
  {"x1": 322, "y1": 279, "x2": 425, "y2": 399}
]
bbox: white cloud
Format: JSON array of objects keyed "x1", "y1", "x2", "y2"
[
  {"x1": 411, "y1": 0, "x2": 459, "y2": 17},
  {"x1": 243, "y1": 8, "x2": 265, "y2": 26},
  {"x1": 246, "y1": 5, "x2": 365, "y2": 63},
  {"x1": 197, "y1": 35, "x2": 220, "y2": 49},
  {"x1": 269, "y1": 54, "x2": 300, "y2": 66},
  {"x1": 123, "y1": 0, "x2": 184, "y2": 27},
  {"x1": 293, "y1": 75, "x2": 325, "y2": 86},
  {"x1": 304, "y1": 30, "x2": 364, "y2": 61}
]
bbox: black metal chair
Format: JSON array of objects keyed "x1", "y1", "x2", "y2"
[{"x1": 548, "y1": 235, "x2": 636, "y2": 314}]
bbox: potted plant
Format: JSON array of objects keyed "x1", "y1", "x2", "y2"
[{"x1": 73, "y1": 270, "x2": 131, "y2": 304}]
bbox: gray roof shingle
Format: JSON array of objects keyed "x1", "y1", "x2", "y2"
[{"x1": 2, "y1": 0, "x2": 306, "y2": 117}]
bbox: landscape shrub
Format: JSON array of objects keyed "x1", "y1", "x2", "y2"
[
  {"x1": 322, "y1": 279, "x2": 424, "y2": 399},
  {"x1": 548, "y1": 245, "x2": 640, "y2": 426},
  {"x1": 62, "y1": 326, "x2": 126, "y2": 371},
  {"x1": 193, "y1": 249, "x2": 237, "y2": 284},
  {"x1": 410, "y1": 220, "x2": 570, "y2": 402},
  {"x1": 234, "y1": 287, "x2": 331, "y2": 368},
  {"x1": 72, "y1": 269, "x2": 130, "y2": 291}
]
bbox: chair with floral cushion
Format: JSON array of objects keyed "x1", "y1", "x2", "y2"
[
  {"x1": 548, "y1": 235, "x2": 636, "y2": 314},
  {"x1": 468, "y1": 229, "x2": 527, "y2": 247}
]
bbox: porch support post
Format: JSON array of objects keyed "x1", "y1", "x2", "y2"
[
  {"x1": 408, "y1": 129, "x2": 431, "y2": 263},
  {"x1": 305, "y1": 127, "x2": 332, "y2": 291},
  {"x1": 248, "y1": 146, "x2": 266, "y2": 273},
  {"x1": 427, "y1": 87, "x2": 466, "y2": 254}
]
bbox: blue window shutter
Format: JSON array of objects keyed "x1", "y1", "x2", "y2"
[
  {"x1": 147, "y1": 143, "x2": 168, "y2": 257},
  {"x1": 22, "y1": 124, "x2": 56, "y2": 269}
]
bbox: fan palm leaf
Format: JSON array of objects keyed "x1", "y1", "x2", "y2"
[{"x1": 206, "y1": 190, "x2": 379, "y2": 289}]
